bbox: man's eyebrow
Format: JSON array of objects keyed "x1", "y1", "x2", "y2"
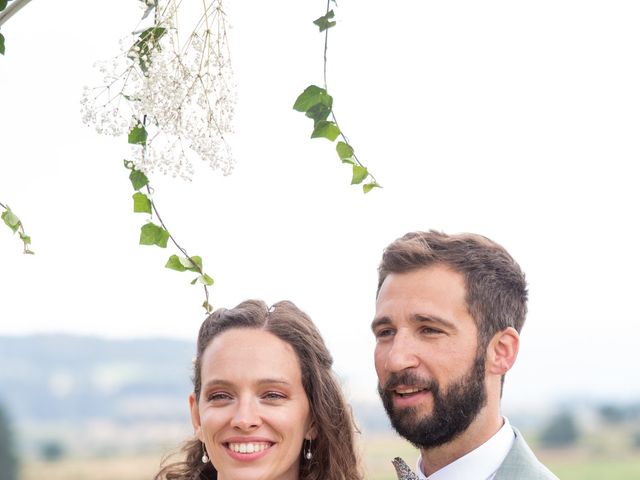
[
  {"x1": 371, "y1": 316, "x2": 392, "y2": 332},
  {"x1": 413, "y1": 314, "x2": 457, "y2": 331}
]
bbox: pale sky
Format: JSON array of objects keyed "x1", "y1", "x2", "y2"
[{"x1": 1, "y1": 0, "x2": 639, "y2": 410}]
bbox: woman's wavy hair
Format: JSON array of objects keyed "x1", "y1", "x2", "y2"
[{"x1": 154, "y1": 299, "x2": 362, "y2": 480}]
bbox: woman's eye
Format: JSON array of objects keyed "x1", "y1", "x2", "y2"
[
  {"x1": 262, "y1": 391, "x2": 286, "y2": 401},
  {"x1": 207, "y1": 392, "x2": 232, "y2": 402}
]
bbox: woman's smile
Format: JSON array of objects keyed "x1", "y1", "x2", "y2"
[{"x1": 190, "y1": 328, "x2": 313, "y2": 480}]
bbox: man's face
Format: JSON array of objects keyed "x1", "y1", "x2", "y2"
[{"x1": 372, "y1": 265, "x2": 488, "y2": 448}]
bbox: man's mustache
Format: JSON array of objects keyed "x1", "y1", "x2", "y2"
[{"x1": 380, "y1": 371, "x2": 438, "y2": 393}]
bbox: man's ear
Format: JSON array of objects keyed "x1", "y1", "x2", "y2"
[
  {"x1": 486, "y1": 327, "x2": 519, "y2": 376},
  {"x1": 189, "y1": 392, "x2": 203, "y2": 441}
]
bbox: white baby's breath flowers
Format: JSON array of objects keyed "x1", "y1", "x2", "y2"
[{"x1": 80, "y1": 0, "x2": 235, "y2": 181}]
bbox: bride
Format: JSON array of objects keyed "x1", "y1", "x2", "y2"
[{"x1": 154, "y1": 299, "x2": 362, "y2": 480}]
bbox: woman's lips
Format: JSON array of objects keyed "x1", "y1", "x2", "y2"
[{"x1": 223, "y1": 439, "x2": 275, "y2": 461}]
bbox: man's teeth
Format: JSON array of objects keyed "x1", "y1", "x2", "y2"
[
  {"x1": 228, "y1": 442, "x2": 270, "y2": 454},
  {"x1": 396, "y1": 387, "x2": 423, "y2": 395}
]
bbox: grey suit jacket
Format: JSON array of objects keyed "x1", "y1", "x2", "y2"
[
  {"x1": 392, "y1": 427, "x2": 559, "y2": 480},
  {"x1": 493, "y1": 428, "x2": 558, "y2": 480}
]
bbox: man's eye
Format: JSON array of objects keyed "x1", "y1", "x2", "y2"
[
  {"x1": 375, "y1": 329, "x2": 394, "y2": 338},
  {"x1": 421, "y1": 327, "x2": 443, "y2": 335}
]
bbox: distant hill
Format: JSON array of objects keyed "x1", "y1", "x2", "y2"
[
  {"x1": 0, "y1": 334, "x2": 392, "y2": 456},
  {"x1": 0, "y1": 334, "x2": 195, "y2": 423},
  {"x1": 0, "y1": 334, "x2": 198, "y2": 455}
]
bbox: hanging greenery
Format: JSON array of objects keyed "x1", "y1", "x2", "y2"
[
  {"x1": 294, "y1": 0, "x2": 381, "y2": 193},
  {"x1": 0, "y1": 202, "x2": 33, "y2": 254},
  {"x1": 81, "y1": 0, "x2": 233, "y2": 312}
]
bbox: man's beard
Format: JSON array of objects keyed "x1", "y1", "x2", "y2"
[{"x1": 378, "y1": 352, "x2": 487, "y2": 449}]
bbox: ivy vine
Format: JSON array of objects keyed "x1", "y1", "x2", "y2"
[
  {"x1": 0, "y1": 1, "x2": 9, "y2": 55},
  {"x1": 0, "y1": 202, "x2": 33, "y2": 254},
  {"x1": 80, "y1": 0, "x2": 232, "y2": 313},
  {"x1": 124, "y1": 157, "x2": 214, "y2": 314},
  {"x1": 294, "y1": 0, "x2": 381, "y2": 193},
  {"x1": 3, "y1": 0, "x2": 379, "y2": 312}
]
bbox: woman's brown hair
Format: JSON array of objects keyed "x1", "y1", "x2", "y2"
[{"x1": 155, "y1": 299, "x2": 362, "y2": 480}]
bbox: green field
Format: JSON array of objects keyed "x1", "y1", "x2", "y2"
[
  {"x1": 547, "y1": 459, "x2": 640, "y2": 480},
  {"x1": 18, "y1": 434, "x2": 640, "y2": 480}
]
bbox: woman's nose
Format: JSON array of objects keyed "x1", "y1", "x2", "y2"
[{"x1": 230, "y1": 398, "x2": 262, "y2": 431}]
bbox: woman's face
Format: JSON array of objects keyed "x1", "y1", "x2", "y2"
[{"x1": 190, "y1": 328, "x2": 314, "y2": 480}]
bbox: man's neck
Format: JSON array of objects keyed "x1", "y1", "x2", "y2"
[{"x1": 419, "y1": 409, "x2": 504, "y2": 477}]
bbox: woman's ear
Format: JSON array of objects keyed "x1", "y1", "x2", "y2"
[
  {"x1": 189, "y1": 392, "x2": 203, "y2": 441},
  {"x1": 486, "y1": 327, "x2": 520, "y2": 376},
  {"x1": 305, "y1": 421, "x2": 318, "y2": 440}
]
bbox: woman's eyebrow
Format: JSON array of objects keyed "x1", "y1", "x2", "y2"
[
  {"x1": 256, "y1": 378, "x2": 290, "y2": 386},
  {"x1": 203, "y1": 378, "x2": 292, "y2": 388}
]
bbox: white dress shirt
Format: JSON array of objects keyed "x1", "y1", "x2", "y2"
[{"x1": 415, "y1": 417, "x2": 515, "y2": 480}]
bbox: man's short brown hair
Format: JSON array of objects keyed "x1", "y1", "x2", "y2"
[{"x1": 378, "y1": 230, "x2": 528, "y2": 350}]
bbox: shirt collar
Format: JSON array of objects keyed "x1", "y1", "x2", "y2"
[{"x1": 415, "y1": 417, "x2": 515, "y2": 480}]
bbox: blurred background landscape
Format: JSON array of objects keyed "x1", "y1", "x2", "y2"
[
  {"x1": 1, "y1": 334, "x2": 639, "y2": 479},
  {"x1": 3, "y1": 1, "x2": 640, "y2": 479}
]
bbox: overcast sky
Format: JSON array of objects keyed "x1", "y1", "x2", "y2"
[{"x1": 2, "y1": 0, "x2": 639, "y2": 411}]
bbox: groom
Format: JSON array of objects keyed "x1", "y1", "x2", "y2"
[{"x1": 371, "y1": 231, "x2": 558, "y2": 479}]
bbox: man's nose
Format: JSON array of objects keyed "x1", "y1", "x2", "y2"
[
  {"x1": 230, "y1": 397, "x2": 262, "y2": 431},
  {"x1": 385, "y1": 330, "x2": 420, "y2": 372}
]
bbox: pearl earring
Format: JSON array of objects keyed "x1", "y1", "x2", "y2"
[
  {"x1": 201, "y1": 444, "x2": 209, "y2": 463},
  {"x1": 304, "y1": 439, "x2": 313, "y2": 460}
]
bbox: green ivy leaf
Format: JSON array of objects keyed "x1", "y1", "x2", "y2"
[
  {"x1": 363, "y1": 181, "x2": 381, "y2": 193},
  {"x1": 129, "y1": 169, "x2": 149, "y2": 191},
  {"x1": 202, "y1": 300, "x2": 214, "y2": 313},
  {"x1": 1, "y1": 209, "x2": 20, "y2": 233},
  {"x1": 0, "y1": 33, "x2": 5, "y2": 56},
  {"x1": 18, "y1": 232, "x2": 31, "y2": 244},
  {"x1": 138, "y1": 26, "x2": 167, "y2": 45},
  {"x1": 181, "y1": 255, "x2": 203, "y2": 272},
  {"x1": 139, "y1": 222, "x2": 169, "y2": 248},
  {"x1": 313, "y1": 10, "x2": 336, "y2": 32},
  {"x1": 311, "y1": 121, "x2": 340, "y2": 141},
  {"x1": 128, "y1": 124, "x2": 148, "y2": 145},
  {"x1": 192, "y1": 273, "x2": 215, "y2": 286},
  {"x1": 128, "y1": 26, "x2": 167, "y2": 74},
  {"x1": 165, "y1": 254, "x2": 187, "y2": 272},
  {"x1": 0, "y1": 0, "x2": 8, "y2": 11},
  {"x1": 165, "y1": 255, "x2": 203, "y2": 272},
  {"x1": 336, "y1": 141, "x2": 354, "y2": 162},
  {"x1": 293, "y1": 85, "x2": 332, "y2": 113},
  {"x1": 132, "y1": 192, "x2": 152, "y2": 214},
  {"x1": 351, "y1": 165, "x2": 369, "y2": 185},
  {"x1": 305, "y1": 103, "x2": 332, "y2": 122}
]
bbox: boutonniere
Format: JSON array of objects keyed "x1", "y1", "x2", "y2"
[{"x1": 392, "y1": 457, "x2": 421, "y2": 480}]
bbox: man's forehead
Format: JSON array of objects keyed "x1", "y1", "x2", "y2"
[{"x1": 373, "y1": 266, "x2": 473, "y2": 330}]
